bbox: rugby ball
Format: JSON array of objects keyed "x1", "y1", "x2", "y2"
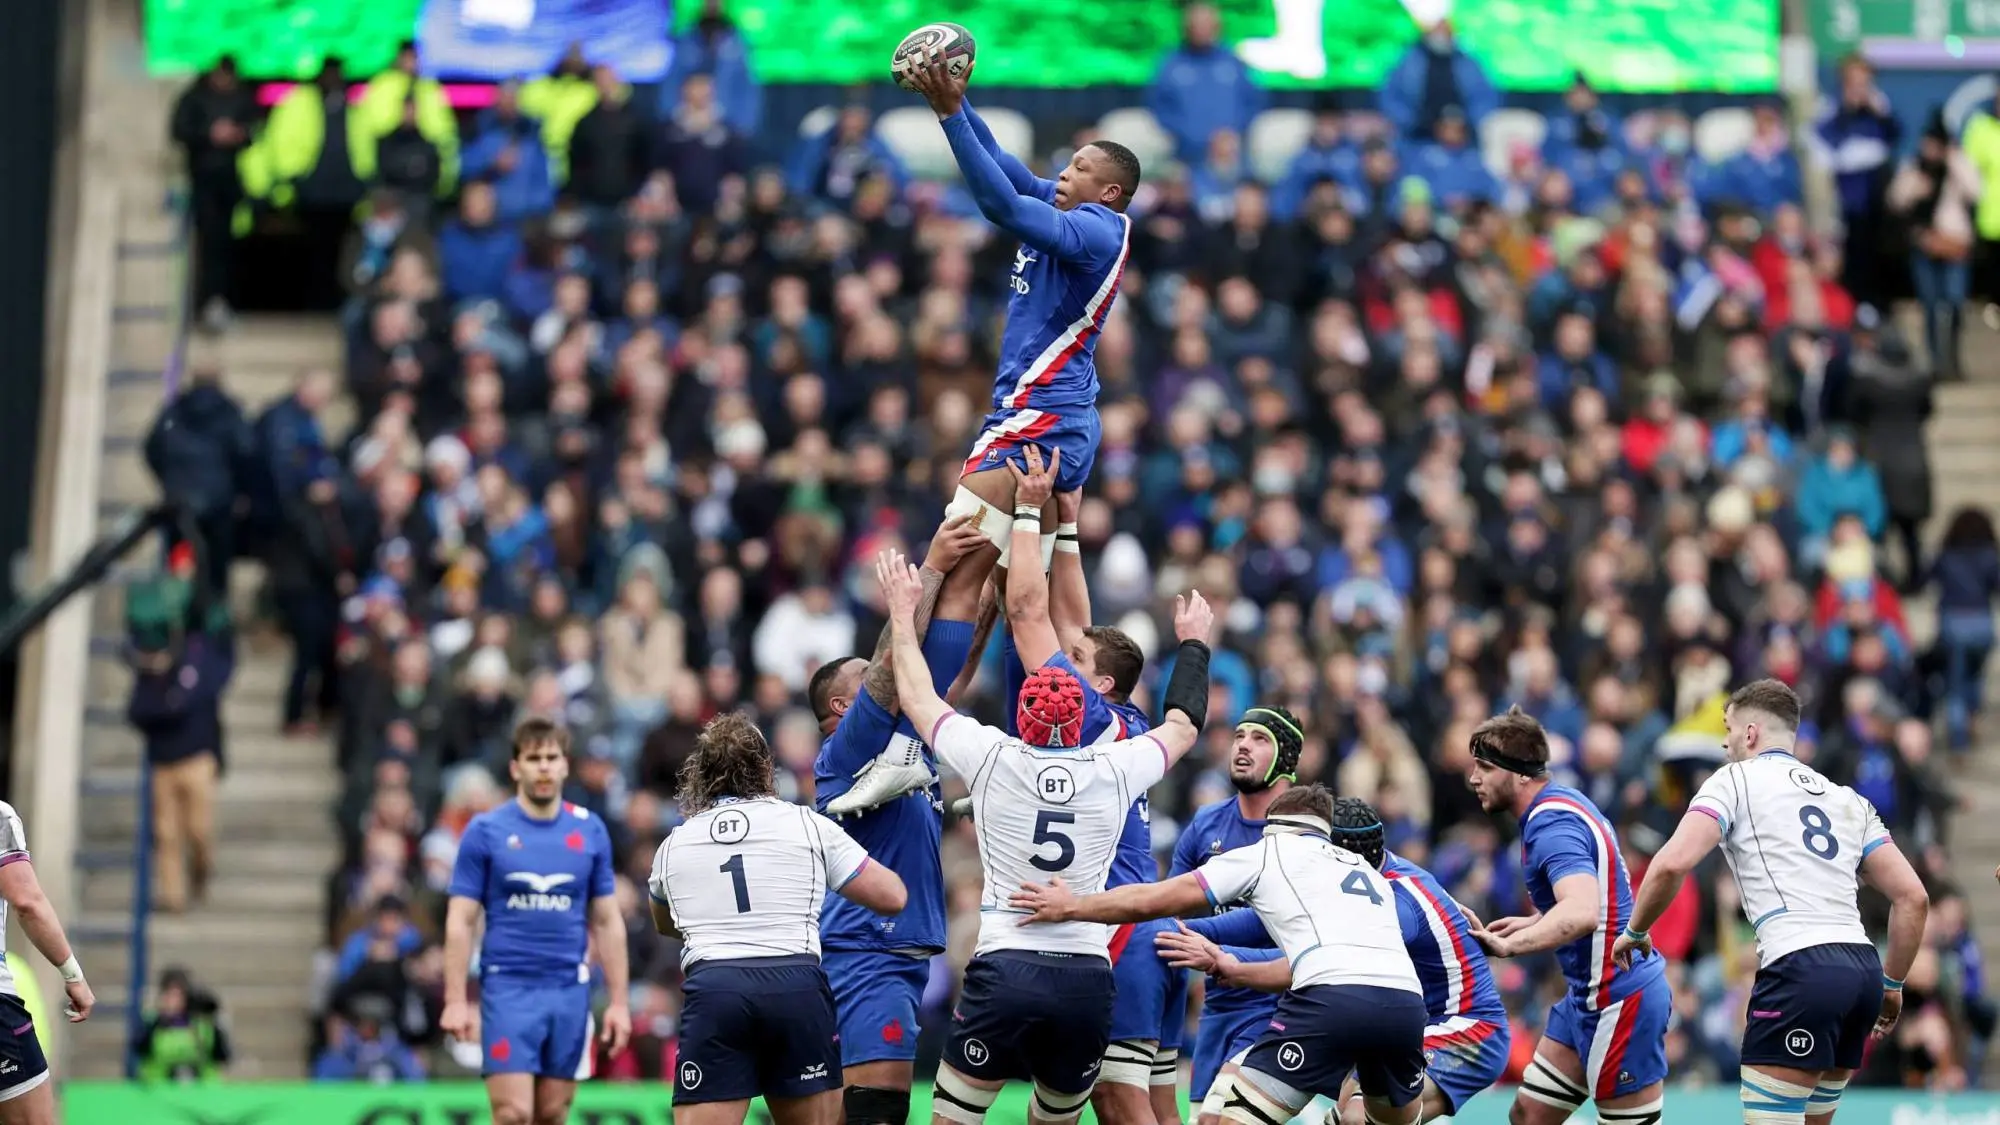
[{"x1": 891, "y1": 22, "x2": 977, "y2": 91}]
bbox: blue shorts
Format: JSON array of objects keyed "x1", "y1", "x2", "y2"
[
  {"x1": 1543, "y1": 971, "x2": 1672, "y2": 1101},
  {"x1": 1190, "y1": 1002, "x2": 1273, "y2": 1099},
  {"x1": 1422, "y1": 1015, "x2": 1512, "y2": 1114},
  {"x1": 946, "y1": 950, "x2": 1114, "y2": 1095},
  {"x1": 960, "y1": 405, "x2": 1099, "y2": 492},
  {"x1": 824, "y1": 949, "x2": 932, "y2": 1067},
  {"x1": 675, "y1": 955, "x2": 841, "y2": 1104},
  {"x1": 481, "y1": 977, "x2": 593, "y2": 1080},
  {"x1": 1241, "y1": 985, "x2": 1427, "y2": 1106},
  {"x1": 0, "y1": 994, "x2": 48, "y2": 1099},
  {"x1": 1108, "y1": 919, "x2": 1181, "y2": 1045},
  {"x1": 1742, "y1": 943, "x2": 1882, "y2": 1071}
]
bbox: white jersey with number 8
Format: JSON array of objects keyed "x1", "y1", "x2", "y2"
[
  {"x1": 1688, "y1": 751, "x2": 1891, "y2": 968},
  {"x1": 649, "y1": 796, "x2": 872, "y2": 970},
  {"x1": 925, "y1": 712, "x2": 1171, "y2": 959}
]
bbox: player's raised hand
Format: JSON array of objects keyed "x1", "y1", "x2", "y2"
[
  {"x1": 601, "y1": 998, "x2": 632, "y2": 1057},
  {"x1": 876, "y1": 550, "x2": 924, "y2": 624},
  {"x1": 1610, "y1": 929, "x2": 1654, "y2": 972},
  {"x1": 1873, "y1": 987, "x2": 1904, "y2": 1040},
  {"x1": 1007, "y1": 445, "x2": 1059, "y2": 510},
  {"x1": 1174, "y1": 588, "x2": 1215, "y2": 645},
  {"x1": 1154, "y1": 920, "x2": 1224, "y2": 974},
  {"x1": 1009, "y1": 877, "x2": 1077, "y2": 923},
  {"x1": 925, "y1": 513, "x2": 989, "y2": 572},
  {"x1": 908, "y1": 47, "x2": 969, "y2": 118}
]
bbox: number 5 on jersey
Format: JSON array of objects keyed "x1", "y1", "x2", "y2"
[{"x1": 1032, "y1": 811, "x2": 1075, "y2": 872}]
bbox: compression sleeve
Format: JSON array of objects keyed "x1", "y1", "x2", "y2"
[
  {"x1": 1186, "y1": 907, "x2": 1276, "y2": 948},
  {"x1": 940, "y1": 111, "x2": 1109, "y2": 262},
  {"x1": 1161, "y1": 640, "x2": 1211, "y2": 729},
  {"x1": 1222, "y1": 946, "x2": 1286, "y2": 965},
  {"x1": 963, "y1": 101, "x2": 1054, "y2": 200}
]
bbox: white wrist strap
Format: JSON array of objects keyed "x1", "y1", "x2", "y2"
[{"x1": 57, "y1": 956, "x2": 82, "y2": 983}]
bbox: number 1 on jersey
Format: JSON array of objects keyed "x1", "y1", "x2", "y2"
[
  {"x1": 1341, "y1": 870, "x2": 1383, "y2": 905},
  {"x1": 720, "y1": 853, "x2": 751, "y2": 912}
]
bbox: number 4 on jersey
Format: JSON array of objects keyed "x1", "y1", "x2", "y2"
[{"x1": 1341, "y1": 870, "x2": 1383, "y2": 905}]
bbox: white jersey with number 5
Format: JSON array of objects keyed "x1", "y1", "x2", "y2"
[
  {"x1": 1194, "y1": 832, "x2": 1422, "y2": 995},
  {"x1": 925, "y1": 711, "x2": 1171, "y2": 959},
  {"x1": 1688, "y1": 750, "x2": 1890, "y2": 968},
  {"x1": 648, "y1": 796, "x2": 872, "y2": 970}
]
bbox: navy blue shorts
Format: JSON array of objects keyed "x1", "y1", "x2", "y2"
[
  {"x1": 0, "y1": 993, "x2": 48, "y2": 1101},
  {"x1": 1742, "y1": 943, "x2": 1883, "y2": 1071},
  {"x1": 960, "y1": 406, "x2": 1100, "y2": 491},
  {"x1": 481, "y1": 977, "x2": 593, "y2": 1080},
  {"x1": 824, "y1": 949, "x2": 931, "y2": 1067},
  {"x1": 1241, "y1": 985, "x2": 1427, "y2": 1107},
  {"x1": 675, "y1": 955, "x2": 842, "y2": 1104},
  {"x1": 946, "y1": 949, "x2": 1114, "y2": 1095}
]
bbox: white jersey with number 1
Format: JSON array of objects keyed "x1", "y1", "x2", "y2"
[
  {"x1": 925, "y1": 712, "x2": 1170, "y2": 960},
  {"x1": 1688, "y1": 750, "x2": 1891, "y2": 969}
]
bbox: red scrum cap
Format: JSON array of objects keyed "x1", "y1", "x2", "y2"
[{"x1": 1017, "y1": 665, "x2": 1085, "y2": 749}]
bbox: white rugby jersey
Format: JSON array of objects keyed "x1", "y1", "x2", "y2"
[
  {"x1": 928, "y1": 711, "x2": 1171, "y2": 958},
  {"x1": 649, "y1": 796, "x2": 871, "y2": 969},
  {"x1": 1194, "y1": 832, "x2": 1422, "y2": 995},
  {"x1": 0, "y1": 803, "x2": 25, "y2": 997},
  {"x1": 1688, "y1": 751, "x2": 1890, "y2": 968}
]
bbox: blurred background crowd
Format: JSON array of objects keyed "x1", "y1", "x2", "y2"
[{"x1": 133, "y1": 0, "x2": 2000, "y2": 1095}]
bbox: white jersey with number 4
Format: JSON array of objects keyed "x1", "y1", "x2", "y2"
[
  {"x1": 1688, "y1": 751, "x2": 1890, "y2": 968},
  {"x1": 648, "y1": 796, "x2": 872, "y2": 969},
  {"x1": 1194, "y1": 833, "x2": 1422, "y2": 995},
  {"x1": 926, "y1": 711, "x2": 1170, "y2": 959}
]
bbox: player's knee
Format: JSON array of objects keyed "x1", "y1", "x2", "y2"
[
  {"x1": 532, "y1": 1107, "x2": 573, "y2": 1125},
  {"x1": 845, "y1": 1085, "x2": 913, "y2": 1125},
  {"x1": 1098, "y1": 1040, "x2": 1156, "y2": 1093},
  {"x1": 1598, "y1": 1096, "x2": 1665, "y2": 1125},
  {"x1": 932, "y1": 1068, "x2": 1000, "y2": 1125},
  {"x1": 1148, "y1": 1047, "x2": 1179, "y2": 1092},
  {"x1": 1740, "y1": 1068, "x2": 1813, "y2": 1125},
  {"x1": 490, "y1": 1102, "x2": 534, "y2": 1125},
  {"x1": 1031, "y1": 1081, "x2": 1092, "y2": 1125},
  {"x1": 1089, "y1": 1071, "x2": 1154, "y2": 1125},
  {"x1": 1214, "y1": 1068, "x2": 1305, "y2": 1125}
]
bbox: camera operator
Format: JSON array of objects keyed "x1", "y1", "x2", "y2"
[{"x1": 134, "y1": 968, "x2": 230, "y2": 1083}]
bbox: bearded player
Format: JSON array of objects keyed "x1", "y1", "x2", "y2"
[{"x1": 1464, "y1": 708, "x2": 1671, "y2": 1125}]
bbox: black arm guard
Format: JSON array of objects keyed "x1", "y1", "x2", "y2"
[{"x1": 1162, "y1": 640, "x2": 1212, "y2": 730}]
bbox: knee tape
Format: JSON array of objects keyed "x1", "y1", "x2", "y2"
[
  {"x1": 1809, "y1": 1075, "x2": 1849, "y2": 1117},
  {"x1": 1741, "y1": 1068, "x2": 1813, "y2": 1125},
  {"x1": 933, "y1": 1069, "x2": 1000, "y2": 1125},
  {"x1": 844, "y1": 1086, "x2": 912, "y2": 1125},
  {"x1": 1033, "y1": 1080, "x2": 1093, "y2": 1124},
  {"x1": 1150, "y1": 1046, "x2": 1180, "y2": 1088},
  {"x1": 1100, "y1": 1040, "x2": 1156, "y2": 1089},
  {"x1": 1216, "y1": 1067, "x2": 1309, "y2": 1125},
  {"x1": 1518, "y1": 1055, "x2": 1588, "y2": 1114},
  {"x1": 946, "y1": 487, "x2": 1014, "y2": 564},
  {"x1": 1600, "y1": 1096, "x2": 1666, "y2": 1125}
]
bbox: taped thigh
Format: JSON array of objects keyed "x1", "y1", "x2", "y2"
[
  {"x1": 1099, "y1": 1039, "x2": 1156, "y2": 1090},
  {"x1": 932, "y1": 1068, "x2": 1000, "y2": 1125},
  {"x1": 1212, "y1": 1066, "x2": 1308, "y2": 1125},
  {"x1": 1517, "y1": 1053, "x2": 1589, "y2": 1115}
]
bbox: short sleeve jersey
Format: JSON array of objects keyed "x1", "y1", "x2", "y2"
[
  {"x1": 1688, "y1": 750, "x2": 1890, "y2": 967},
  {"x1": 649, "y1": 796, "x2": 872, "y2": 969}
]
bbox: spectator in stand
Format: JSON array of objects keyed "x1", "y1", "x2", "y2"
[
  {"x1": 1846, "y1": 326, "x2": 1934, "y2": 588},
  {"x1": 437, "y1": 182, "x2": 521, "y2": 304},
  {"x1": 785, "y1": 104, "x2": 910, "y2": 206},
  {"x1": 1702, "y1": 102, "x2": 1803, "y2": 214},
  {"x1": 659, "y1": 0, "x2": 763, "y2": 136},
  {"x1": 352, "y1": 41, "x2": 458, "y2": 205},
  {"x1": 652, "y1": 72, "x2": 749, "y2": 214},
  {"x1": 312, "y1": 994, "x2": 427, "y2": 1083},
  {"x1": 460, "y1": 80, "x2": 555, "y2": 225},
  {"x1": 134, "y1": 968, "x2": 231, "y2": 1084},
  {"x1": 1928, "y1": 508, "x2": 2000, "y2": 751},
  {"x1": 518, "y1": 45, "x2": 601, "y2": 185},
  {"x1": 127, "y1": 623, "x2": 228, "y2": 914},
  {"x1": 1379, "y1": 21, "x2": 1499, "y2": 142},
  {"x1": 1273, "y1": 102, "x2": 1361, "y2": 222},
  {"x1": 1148, "y1": 2, "x2": 1263, "y2": 163},
  {"x1": 1541, "y1": 73, "x2": 1626, "y2": 215},
  {"x1": 567, "y1": 66, "x2": 651, "y2": 224},
  {"x1": 1815, "y1": 54, "x2": 1901, "y2": 307},
  {"x1": 170, "y1": 56, "x2": 255, "y2": 332},
  {"x1": 145, "y1": 367, "x2": 254, "y2": 593},
  {"x1": 1890, "y1": 108, "x2": 1981, "y2": 381},
  {"x1": 1407, "y1": 105, "x2": 1499, "y2": 213}
]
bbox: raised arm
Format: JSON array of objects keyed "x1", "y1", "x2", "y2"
[
  {"x1": 857, "y1": 515, "x2": 987, "y2": 714},
  {"x1": 878, "y1": 551, "x2": 955, "y2": 747},
  {"x1": 1005, "y1": 446, "x2": 1063, "y2": 669},
  {"x1": 964, "y1": 99, "x2": 1054, "y2": 200},
  {"x1": 1149, "y1": 588, "x2": 1217, "y2": 767},
  {"x1": 1049, "y1": 488, "x2": 1088, "y2": 649}
]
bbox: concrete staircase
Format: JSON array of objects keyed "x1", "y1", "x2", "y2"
[{"x1": 58, "y1": 9, "x2": 349, "y2": 1069}]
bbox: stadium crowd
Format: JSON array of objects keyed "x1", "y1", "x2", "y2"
[{"x1": 150, "y1": 1, "x2": 2000, "y2": 1096}]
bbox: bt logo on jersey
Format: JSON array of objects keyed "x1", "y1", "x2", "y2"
[
  {"x1": 679, "y1": 1061, "x2": 703, "y2": 1089},
  {"x1": 1275, "y1": 1042, "x2": 1306, "y2": 1072},
  {"x1": 1786, "y1": 1029, "x2": 1816, "y2": 1057},
  {"x1": 504, "y1": 871, "x2": 576, "y2": 911},
  {"x1": 1036, "y1": 764, "x2": 1076, "y2": 805}
]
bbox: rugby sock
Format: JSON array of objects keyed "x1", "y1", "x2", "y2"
[
  {"x1": 1807, "y1": 1074, "x2": 1849, "y2": 1120},
  {"x1": 1740, "y1": 1070, "x2": 1811, "y2": 1125}
]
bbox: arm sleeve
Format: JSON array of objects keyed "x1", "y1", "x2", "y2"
[
  {"x1": 647, "y1": 833, "x2": 673, "y2": 904},
  {"x1": 938, "y1": 111, "x2": 1122, "y2": 264},
  {"x1": 928, "y1": 711, "x2": 1004, "y2": 780},
  {"x1": 1687, "y1": 767, "x2": 1740, "y2": 834},
  {"x1": 1185, "y1": 907, "x2": 1276, "y2": 948},
  {"x1": 1526, "y1": 815, "x2": 1601, "y2": 885},
  {"x1": 1223, "y1": 946, "x2": 1287, "y2": 965},
  {"x1": 590, "y1": 820, "x2": 616, "y2": 899},
  {"x1": 808, "y1": 809, "x2": 873, "y2": 889},
  {"x1": 1191, "y1": 840, "x2": 1266, "y2": 909},
  {"x1": 815, "y1": 689, "x2": 901, "y2": 780},
  {"x1": 1859, "y1": 797, "x2": 1893, "y2": 859},
  {"x1": 0, "y1": 807, "x2": 28, "y2": 867},
  {"x1": 1104, "y1": 733, "x2": 1172, "y2": 794},
  {"x1": 964, "y1": 101, "x2": 1054, "y2": 201},
  {"x1": 446, "y1": 822, "x2": 489, "y2": 902},
  {"x1": 1395, "y1": 883, "x2": 1425, "y2": 944}
]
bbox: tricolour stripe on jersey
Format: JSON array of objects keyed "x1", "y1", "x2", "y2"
[
  {"x1": 1090, "y1": 710, "x2": 1128, "y2": 746},
  {"x1": 999, "y1": 214, "x2": 1133, "y2": 410},
  {"x1": 1389, "y1": 871, "x2": 1472, "y2": 1017},
  {"x1": 1586, "y1": 992, "x2": 1643, "y2": 1100},
  {"x1": 1108, "y1": 922, "x2": 1135, "y2": 964},
  {"x1": 1424, "y1": 1015, "x2": 1503, "y2": 1050},
  {"x1": 1526, "y1": 796, "x2": 1622, "y2": 1010},
  {"x1": 959, "y1": 408, "x2": 1060, "y2": 477}
]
